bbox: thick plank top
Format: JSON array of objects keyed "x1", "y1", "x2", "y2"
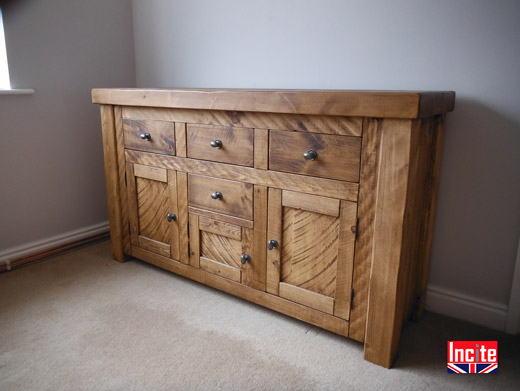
[{"x1": 92, "y1": 88, "x2": 455, "y2": 119}]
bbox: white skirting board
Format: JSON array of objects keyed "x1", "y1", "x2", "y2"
[
  {"x1": 425, "y1": 284, "x2": 508, "y2": 332},
  {"x1": 0, "y1": 221, "x2": 109, "y2": 270}
]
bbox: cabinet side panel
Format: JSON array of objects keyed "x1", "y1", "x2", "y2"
[
  {"x1": 363, "y1": 119, "x2": 413, "y2": 368},
  {"x1": 114, "y1": 106, "x2": 131, "y2": 256},
  {"x1": 100, "y1": 105, "x2": 124, "y2": 261},
  {"x1": 349, "y1": 118, "x2": 382, "y2": 342},
  {"x1": 413, "y1": 114, "x2": 446, "y2": 320}
]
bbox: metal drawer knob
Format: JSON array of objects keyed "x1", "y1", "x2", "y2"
[
  {"x1": 139, "y1": 133, "x2": 151, "y2": 141},
  {"x1": 211, "y1": 191, "x2": 223, "y2": 200},
  {"x1": 166, "y1": 213, "x2": 177, "y2": 222},
  {"x1": 303, "y1": 149, "x2": 318, "y2": 160},
  {"x1": 267, "y1": 239, "x2": 279, "y2": 250},
  {"x1": 210, "y1": 139, "x2": 223, "y2": 148},
  {"x1": 241, "y1": 253, "x2": 251, "y2": 264}
]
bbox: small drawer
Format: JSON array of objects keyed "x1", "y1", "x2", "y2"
[
  {"x1": 269, "y1": 131, "x2": 362, "y2": 182},
  {"x1": 187, "y1": 124, "x2": 254, "y2": 166},
  {"x1": 188, "y1": 174, "x2": 253, "y2": 220},
  {"x1": 123, "y1": 119, "x2": 176, "y2": 155}
]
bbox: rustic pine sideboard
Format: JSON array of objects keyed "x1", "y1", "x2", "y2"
[{"x1": 92, "y1": 88, "x2": 455, "y2": 367}]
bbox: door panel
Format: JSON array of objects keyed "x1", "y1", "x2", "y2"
[
  {"x1": 189, "y1": 213, "x2": 255, "y2": 286},
  {"x1": 126, "y1": 163, "x2": 180, "y2": 259},
  {"x1": 267, "y1": 188, "x2": 357, "y2": 319}
]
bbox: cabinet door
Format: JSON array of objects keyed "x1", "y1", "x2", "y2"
[
  {"x1": 266, "y1": 189, "x2": 357, "y2": 319},
  {"x1": 188, "y1": 214, "x2": 254, "y2": 285},
  {"x1": 126, "y1": 163, "x2": 181, "y2": 259}
]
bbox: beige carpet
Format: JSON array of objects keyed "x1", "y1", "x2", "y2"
[{"x1": 1, "y1": 240, "x2": 519, "y2": 390}]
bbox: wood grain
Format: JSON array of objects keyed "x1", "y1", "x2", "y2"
[
  {"x1": 187, "y1": 207, "x2": 254, "y2": 229},
  {"x1": 100, "y1": 105, "x2": 124, "y2": 261},
  {"x1": 269, "y1": 131, "x2": 361, "y2": 182},
  {"x1": 188, "y1": 213, "x2": 200, "y2": 268},
  {"x1": 187, "y1": 124, "x2": 254, "y2": 166},
  {"x1": 254, "y1": 129, "x2": 269, "y2": 169},
  {"x1": 123, "y1": 118, "x2": 176, "y2": 155},
  {"x1": 333, "y1": 201, "x2": 358, "y2": 320},
  {"x1": 114, "y1": 106, "x2": 131, "y2": 257},
  {"x1": 126, "y1": 150, "x2": 359, "y2": 202},
  {"x1": 125, "y1": 163, "x2": 139, "y2": 246},
  {"x1": 136, "y1": 177, "x2": 170, "y2": 244},
  {"x1": 279, "y1": 282, "x2": 335, "y2": 315},
  {"x1": 281, "y1": 208, "x2": 339, "y2": 298},
  {"x1": 282, "y1": 190, "x2": 340, "y2": 217},
  {"x1": 133, "y1": 164, "x2": 167, "y2": 182},
  {"x1": 266, "y1": 188, "x2": 282, "y2": 295},
  {"x1": 167, "y1": 170, "x2": 180, "y2": 261},
  {"x1": 122, "y1": 106, "x2": 363, "y2": 137},
  {"x1": 246, "y1": 185, "x2": 268, "y2": 291},
  {"x1": 200, "y1": 256, "x2": 241, "y2": 283},
  {"x1": 363, "y1": 119, "x2": 413, "y2": 368},
  {"x1": 138, "y1": 235, "x2": 170, "y2": 257},
  {"x1": 174, "y1": 122, "x2": 187, "y2": 157},
  {"x1": 413, "y1": 115, "x2": 446, "y2": 320},
  {"x1": 200, "y1": 231, "x2": 242, "y2": 269},
  {"x1": 93, "y1": 88, "x2": 455, "y2": 119},
  {"x1": 349, "y1": 118, "x2": 382, "y2": 342},
  {"x1": 131, "y1": 246, "x2": 349, "y2": 336},
  {"x1": 198, "y1": 216, "x2": 242, "y2": 240},
  {"x1": 188, "y1": 174, "x2": 253, "y2": 220},
  {"x1": 176, "y1": 171, "x2": 190, "y2": 264}
]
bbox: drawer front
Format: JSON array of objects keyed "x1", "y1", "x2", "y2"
[
  {"x1": 269, "y1": 131, "x2": 361, "y2": 182},
  {"x1": 123, "y1": 119, "x2": 176, "y2": 155},
  {"x1": 188, "y1": 174, "x2": 253, "y2": 220},
  {"x1": 187, "y1": 124, "x2": 254, "y2": 166}
]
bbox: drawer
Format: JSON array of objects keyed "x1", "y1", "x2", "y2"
[
  {"x1": 123, "y1": 118, "x2": 176, "y2": 155},
  {"x1": 188, "y1": 174, "x2": 253, "y2": 220},
  {"x1": 269, "y1": 131, "x2": 361, "y2": 182},
  {"x1": 187, "y1": 124, "x2": 254, "y2": 166}
]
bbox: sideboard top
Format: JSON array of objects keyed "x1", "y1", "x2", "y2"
[{"x1": 92, "y1": 88, "x2": 455, "y2": 119}]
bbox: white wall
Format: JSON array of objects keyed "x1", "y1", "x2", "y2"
[
  {"x1": 0, "y1": 0, "x2": 135, "y2": 251},
  {"x1": 131, "y1": 0, "x2": 520, "y2": 327}
]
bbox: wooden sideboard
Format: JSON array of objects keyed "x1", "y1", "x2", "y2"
[{"x1": 92, "y1": 88, "x2": 455, "y2": 367}]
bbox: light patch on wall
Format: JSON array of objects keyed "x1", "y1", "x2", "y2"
[{"x1": 0, "y1": 8, "x2": 11, "y2": 89}]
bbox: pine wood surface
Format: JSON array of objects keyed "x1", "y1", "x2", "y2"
[
  {"x1": 187, "y1": 174, "x2": 254, "y2": 220},
  {"x1": 95, "y1": 89, "x2": 453, "y2": 368},
  {"x1": 93, "y1": 88, "x2": 455, "y2": 119},
  {"x1": 123, "y1": 118, "x2": 176, "y2": 155},
  {"x1": 269, "y1": 130, "x2": 362, "y2": 182},
  {"x1": 187, "y1": 124, "x2": 254, "y2": 167},
  {"x1": 125, "y1": 150, "x2": 360, "y2": 202},
  {"x1": 122, "y1": 106, "x2": 363, "y2": 137}
]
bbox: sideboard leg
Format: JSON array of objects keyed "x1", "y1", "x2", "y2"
[
  {"x1": 363, "y1": 119, "x2": 414, "y2": 368},
  {"x1": 412, "y1": 114, "x2": 446, "y2": 321},
  {"x1": 100, "y1": 104, "x2": 125, "y2": 262}
]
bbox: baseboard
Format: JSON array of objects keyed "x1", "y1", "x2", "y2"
[
  {"x1": 425, "y1": 284, "x2": 508, "y2": 331},
  {"x1": 0, "y1": 222, "x2": 110, "y2": 272}
]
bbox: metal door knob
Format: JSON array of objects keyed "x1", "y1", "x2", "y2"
[
  {"x1": 166, "y1": 213, "x2": 177, "y2": 222},
  {"x1": 303, "y1": 149, "x2": 318, "y2": 160},
  {"x1": 210, "y1": 139, "x2": 223, "y2": 148},
  {"x1": 267, "y1": 239, "x2": 279, "y2": 250},
  {"x1": 241, "y1": 253, "x2": 251, "y2": 264},
  {"x1": 139, "y1": 133, "x2": 151, "y2": 141},
  {"x1": 211, "y1": 191, "x2": 223, "y2": 200}
]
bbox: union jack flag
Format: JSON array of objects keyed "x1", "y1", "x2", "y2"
[{"x1": 447, "y1": 363, "x2": 498, "y2": 374}]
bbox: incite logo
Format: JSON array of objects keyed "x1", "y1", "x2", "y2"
[{"x1": 447, "y1": 341, "x2": 498, "y2": 374}]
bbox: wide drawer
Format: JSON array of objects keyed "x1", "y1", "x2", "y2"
[
  {"x1": 269, "y1": 131, "x2": 361, "y2": 182},
  {"x1": 187, "y1": 124, "x2": 254, "y2": 167},
  {"x1": 188, "y1": 174, "x2": 253, "y2": 220},
  {"x1": 123, "y1": 118, "x2": 176, "y2": 155}
]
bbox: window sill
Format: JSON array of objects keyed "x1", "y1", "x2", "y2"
[{"x1": 0, "y1": 88, "x2": 35, "y2": 95}]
